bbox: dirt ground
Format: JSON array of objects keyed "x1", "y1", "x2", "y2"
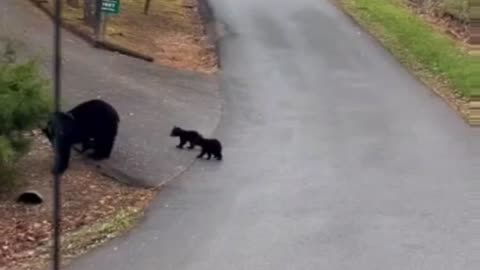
[
  {"x1": 44, "y1": 0, "x2": 217, "y2": 73},
  {"x1": 418, "y1": 12, "x2": 469, "y2": 44},
  {"x1": 0, "y1": 133, "x2": 155, "y2": 269},
  {"x1": 406, "y1": 1, "x2": 469, "y2": 43}
]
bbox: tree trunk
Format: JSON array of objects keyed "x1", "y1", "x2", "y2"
[
  {"x1": 83, "y1": 0, "x2": 96, "y2": 27},
  {"x1": 67, "y1": 0, "x2": 81, "y2": 8},
  {"x1": 144, "y1": 0, "x2": 152, "y2": 15}
]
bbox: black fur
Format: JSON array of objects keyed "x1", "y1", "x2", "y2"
[
  {"x1": 196, "y1": 137, "x2": 222, "y2": 161},
  {"x1": 42, "y1": 99, "x2": 120, "y2": 174},
  {"x1": 42, "y1": 112, "x2": 76, "y2": 174},
  {"x1": 170, "y1": 126, "x2": 202, "y2": 149}
]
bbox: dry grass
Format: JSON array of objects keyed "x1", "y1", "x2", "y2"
[{"x1": 45, "y1": 0, "x2": 217, "y2": 73}]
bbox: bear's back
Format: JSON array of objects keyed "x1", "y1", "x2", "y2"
[
  {"x1": 68, "y1": 99, "x2": 119, "y2": 138},
  {"x1": 69, "y1": 99, "x2": 119, "y2": 123}
]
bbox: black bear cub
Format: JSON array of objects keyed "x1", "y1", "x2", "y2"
[
  {"x1": 42, "y1": 99, "x2": 120, "y2": 174},
  {"x1": 170, "y1": 126, "x2": 222, "y2": 160},
  {"x1": 196, "y1": 137, "x2": 222, "y2": 161},
  {"x1": 170, "y1": 126, "x2": 202, "y2": 149}
]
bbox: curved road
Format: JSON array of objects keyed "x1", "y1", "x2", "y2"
[{"x1": 69, "y1": 0, "x2": 477, "y2": 269}]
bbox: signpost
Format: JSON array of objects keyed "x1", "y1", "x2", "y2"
[
  {"x1": 101, "y1": 0, "x2": 120, "y2": 14},
  {"x1": 96, "y1": 0, "x2": 120, "y2": 41}
]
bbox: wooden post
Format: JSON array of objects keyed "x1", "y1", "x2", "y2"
[
  {"x1": 144, "y1": 0, "x2": 152, "y2": 15},
  {"x1": 84, "y1": 0, "x2": 96, "y2": 27},
  {"x1": 95, "y1": 0, "x2": 105, "y2": 41}
]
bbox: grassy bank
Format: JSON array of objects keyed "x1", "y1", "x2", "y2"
[
  {"x1": 340, "y1": 0, "x2": 479, "y2": 99},
  {"x1": 439, "y1": 0, "x2": 468, "y2": 21}
]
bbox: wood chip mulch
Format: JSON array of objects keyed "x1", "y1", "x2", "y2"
[{"x1": 0, "y1": 132, "x2": 155, "y2": 269}]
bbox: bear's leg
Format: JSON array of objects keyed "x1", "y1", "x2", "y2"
[
  {"x1": 89, "y1": 135, "x2": 114, "y2": 160},
  {"x1": 88, "y1": 151, "x2": 103, "y2": 160},
  {"x1": 188, "y1": 141, "x2": 195, "y2": 149},
  {"x1": 73, "y1": 145, "x2": 84, "y2": 154},
  {"x1": 216, "y1": 152, "x2": 222, "y2": 161},
  {"x1": 207, "y1": 152, "x2": 212, "y2": 160},
  {"x1": 83, "y1": 139, "x2": 95, "y2": 152},
  {"x1": 87, "y1": 139, "x2": 101, "y2": 160},
  {"x1": 197, "y1": 149, "x2": 206, "y2": 159},
  {"x1": 177, "y1": 138, "x2": 186, "y2": 149},
  {"x1": 53, "y1": 135, "x2": 73, "y2": 175}
]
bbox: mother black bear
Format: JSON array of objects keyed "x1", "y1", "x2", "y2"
[{"x1": 42, "y1": 99, "x2": 120, "y2": 174}]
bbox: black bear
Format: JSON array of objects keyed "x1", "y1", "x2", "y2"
[
  {"x1": 196, "y1": 137, "x2": 223, "y2": 161},
  {"x1": 170, "y1": 126, "x2": 203, "y2": 149},
  {"x1": 42, "y1": 99, "x2": 120, "y2": 174}
]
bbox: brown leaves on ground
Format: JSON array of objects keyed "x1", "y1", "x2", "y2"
[
  {"x1": 45, "y1": 0, "x2": 217, "y2": 74},
  {"x1": 406, "y1": 2, "x2": 469, "y2": 43},
  {"x1": 0, "y1": 133, "x2": 155, "y2": 269},
  {"x1": 107, "y1": 0, "x2": 218, "y2": 73}
]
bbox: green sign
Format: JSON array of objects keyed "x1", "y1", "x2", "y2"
[{"x1": 101, "y1": 0, "x2": 120, "y2": 14}]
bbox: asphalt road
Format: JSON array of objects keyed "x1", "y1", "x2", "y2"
[{"x1": 14, "y1": 0, "x2": 480, "y2": 269}]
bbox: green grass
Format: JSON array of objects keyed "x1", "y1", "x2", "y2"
[
  {"x1": 340, "y1": 0, "x2": 480, "y2": 98},
  {"x1": 0, "y1": 40, "x2": 51, "y2": 192}
]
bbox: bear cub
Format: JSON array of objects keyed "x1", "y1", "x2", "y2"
[
  {"x1": 170, "y1": 126, "x2": 222, "y2": 161},
  {"x1": 196, "y1": 137, "x2": 222, "y2": 161},
  {"x1": 170, "y1": 126, "x2": 202, "y2": 149},
  {"x1": 42, "y1": 99, "x2": 120, "y2": 174}
]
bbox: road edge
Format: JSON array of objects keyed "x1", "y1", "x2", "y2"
[
  {"x1": 331, "y1": 0, "x2": 477, "y2": 127},
  {"x1": 197, "y1": 0, "x2": 222, "y2": 69}
]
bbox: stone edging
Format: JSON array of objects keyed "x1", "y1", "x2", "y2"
[{"x1": 27, "y1": 0, "x2": 154, "y2": 62}]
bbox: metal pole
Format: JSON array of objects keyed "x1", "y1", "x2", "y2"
[{"x1": 53, "y1": 0, "x2": 62, "y2": 269}]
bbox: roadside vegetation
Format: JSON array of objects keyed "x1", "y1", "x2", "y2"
[
  {"x1": 0, "y1": 40, "x2": 51, "y2": 192},
  {"x1": 340, "y1": 0, "x2": 479, "y2": 100}
]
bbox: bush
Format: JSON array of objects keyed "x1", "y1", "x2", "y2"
[{"x1": 0, "y1": 40, "x2": 51, "y2": 192}]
